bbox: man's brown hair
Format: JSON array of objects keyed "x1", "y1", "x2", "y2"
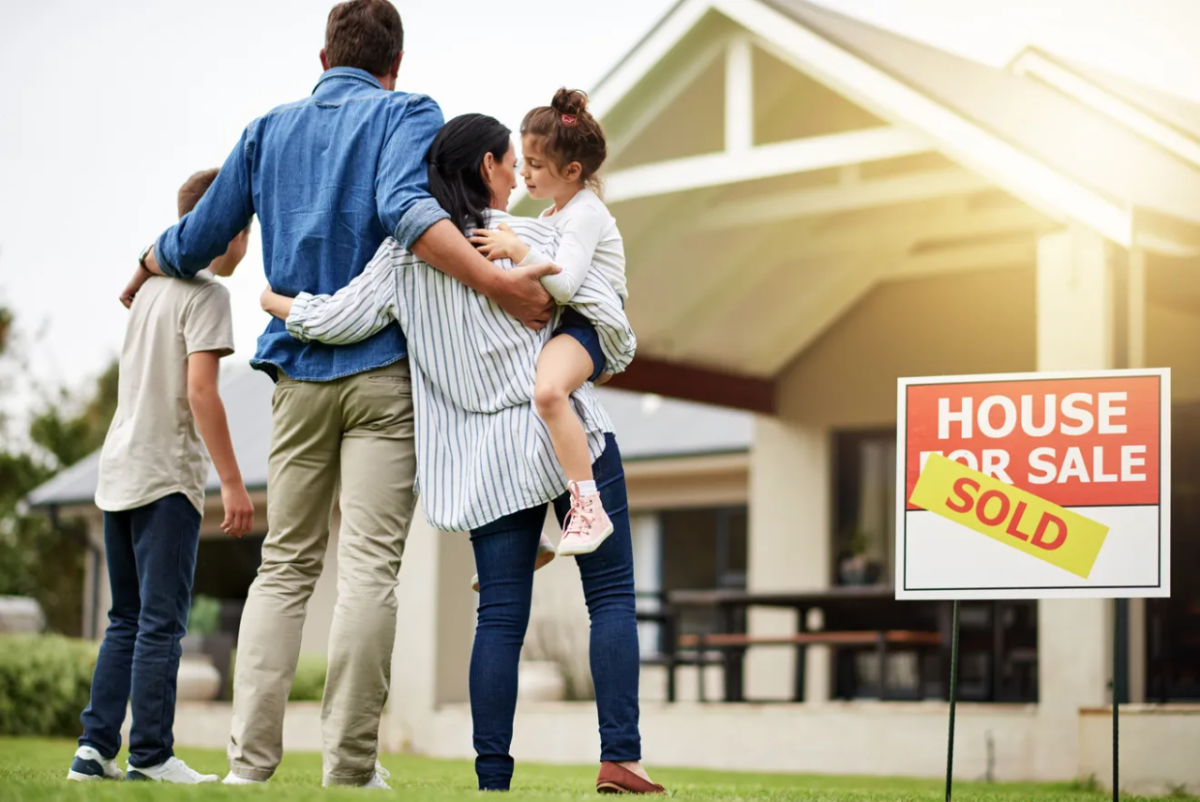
[
  {"x1": 177, "y1": 168, "x2": 219, "y2": 219},
  {"x1": 325, "y1": 0, "x2": 404, "y2": 77}
]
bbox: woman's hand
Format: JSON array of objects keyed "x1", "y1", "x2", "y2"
[
  {"x1": 470, "y1": 223, "x2": 530, "y2": 263},
  {"x1": 261, "y1": 286, "x2": 295, "y2": 321}
]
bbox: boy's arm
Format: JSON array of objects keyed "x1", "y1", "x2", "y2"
[
  {"x1": 281, "y1": 241, "x2": 404, "y2": 345},
  {"x1": 187, "y1": 351, "x2": 254, "y2": 537}
]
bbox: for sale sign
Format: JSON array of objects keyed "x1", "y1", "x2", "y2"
[{"x1": 895, "y1": 369, "x2": 1170, "y2": 600}]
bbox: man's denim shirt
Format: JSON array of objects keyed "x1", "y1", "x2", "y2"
[{"x1": 155, "y1": 68, "x2": 449, "y2": 381}]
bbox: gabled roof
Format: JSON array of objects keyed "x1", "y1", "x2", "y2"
[
  {"x1": 763, "y1": 0, "x2": 1200, "y2": 228},
  {"x1": 1015, "y1": 47, "x2": 1200, "y2": 145},
  {"x1": 582, "y1": 0, "x2": 1200, "y2": 252},
  {"x1": 26, "y1": 367, "x2": 753, "y2": 511}
]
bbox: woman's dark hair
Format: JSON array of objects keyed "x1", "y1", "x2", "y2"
[
  {"x1": 426, "y1": 113, "x2": 512, "y2": 233},
  {"x1": 520, "y1": 88, "x2": 607, "y2": 195}
]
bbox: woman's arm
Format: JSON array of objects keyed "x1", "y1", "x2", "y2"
[{"x1": 274, "y1": 241, "x2": 406, "y2": 346}]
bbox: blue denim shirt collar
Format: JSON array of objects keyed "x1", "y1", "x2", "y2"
[{"x1": 313, "y1": 67, "x2": 383, "y2": 94}]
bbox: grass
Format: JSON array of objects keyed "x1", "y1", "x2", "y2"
[{"x1": 0, "y1": 738, "x2": 1193, "y2": 802}]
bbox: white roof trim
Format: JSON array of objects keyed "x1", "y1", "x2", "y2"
[
  {"x1": 553, "y1": 0, "x2": 1140, "y2": 249},
  {"x1": 710, "y1": 0, "x2": 1133, "y2": 247},
  {"x1": 604, "y1": 126, "x2": 929, "y2": 203},
  {"x1": 1011, "y1": 49, "x2": 1200, "y2": 168}
]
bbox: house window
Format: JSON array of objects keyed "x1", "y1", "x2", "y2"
[
  {"x1": 833, "y1": 430, "x2": 896, "y2": 587},
  {"x1": 831, "y1": 429, "x2": 1038, "y2": 702},
  {"x1": 633, "y1": 506, "x2": 748, "y2": 657}
]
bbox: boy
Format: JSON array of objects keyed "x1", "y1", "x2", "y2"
[{"x1": 67, "y1": 168, "x2": 254, "y2": 784}]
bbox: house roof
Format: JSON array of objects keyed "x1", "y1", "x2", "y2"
[
  {"x1": 1027, "y1": 49, "x2": 1200, "y2": 145},
  {"x1": 25, "y1": 366, "x2": 753, "y2": 511},
  {"x1": 757, "y1": 0, "x2": 1200, "y2": 233},
  {"x1": 575, "y1": 0, "x2": 1200, "y2": 252}
]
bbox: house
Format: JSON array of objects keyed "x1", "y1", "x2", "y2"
[{"x1": 28, "y1": 0, "x2": 1200, "y2": 794}]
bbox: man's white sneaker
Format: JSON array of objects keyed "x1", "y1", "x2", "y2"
[
  {"x1": 222, "y1": 772, "x2": 266, "y2": 785},
  {"x1": 126, "y1": 757, "x2": 219, "y2": 784},
  {"x1": 66, "y1": 746, "x2": 124, "y2": 781},
  {"x1": 362, "y1": 763, "x2": 391, "y2": 790},
  {"x1": 324, "y1": 761, "x2": 391, "y2": 789}
]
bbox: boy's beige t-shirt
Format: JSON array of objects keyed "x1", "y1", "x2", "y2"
[{"x1": 94, "y1": 272, "x2": 234, "y2": 514}]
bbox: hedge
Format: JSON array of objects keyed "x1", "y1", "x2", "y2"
[
  {"x1": 0, "y1": 635, "x2": 328, "y2": 738},
  {"x1": 0, "y1": 634, "x2": 98, "y2": 737}
]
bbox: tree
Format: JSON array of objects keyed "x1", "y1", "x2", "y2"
[{"x1": 0, "y1": 304, "x2": 118, "y2": 635}]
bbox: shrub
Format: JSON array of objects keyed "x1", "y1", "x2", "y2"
[
  {"x1": 187, "y1": 595, "x2": 220, "y2": 637},
  {"x1": 226, "y1": 649, "x2": 326, "y2": 702},
  {"x1": 0, "y1": 634, "x2": 97, "y2": 737},
  {"x1": 289, "y1": 654, "x2": 327, "y2": 702}
]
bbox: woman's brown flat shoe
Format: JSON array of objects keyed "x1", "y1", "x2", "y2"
[{"x1": 596, "y1": 762, "x2": 666, "y2": 794}]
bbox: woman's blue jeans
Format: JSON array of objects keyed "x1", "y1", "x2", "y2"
[{"x1": 469, "y1": 433, "x2": 641, "y2": 790}]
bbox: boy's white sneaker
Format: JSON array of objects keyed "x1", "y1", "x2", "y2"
[
  {"x1": 556, "y1": 483, "x2": 614, "y2": 557},
  {"x1": 471, "y1": 532, "x2": 557, "y2": 592},
  {"x1": 126, "y1": 756, "x2": 219, "y2": 784},
  {"x1": 66, "y1": 746, "x2": 124, "y2": 781},
  {"x1": 222, "y1": 772, "x2": 266, "y2": 785}
]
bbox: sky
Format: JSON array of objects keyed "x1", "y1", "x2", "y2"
[{"x1": 1, "y1": 0, "x2": 1199, "y2": 423}]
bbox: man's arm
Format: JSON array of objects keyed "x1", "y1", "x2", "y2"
[
  {"x1": 157, "y1": 127, "x2": 256, "y2": 279},
  {"x1": 410, "y1": 220, "x2": 559, "y2": 329},
  {"x1": 187, "y1": 351, "x2": 254, "y2": 537},
  {"x1": 276, "y1": 242, "x2": 404, "y2": 345},
  {"x1": 374, "y1": 95, "x2": 558, "y2": 329}
]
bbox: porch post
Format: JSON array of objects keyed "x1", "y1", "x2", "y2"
[
  {"x1": 385, "y1": 508, "x2": 475, "y2": 753},
  {"x1": 746, "y1": 417, "x2": 832, "y2": 702},
  {"x1": 1034, "y1": 226, "x2": 1114, "y2": 779},
  {"x1": 81, "y1": 512, "x2": 108, "y2": 640}
]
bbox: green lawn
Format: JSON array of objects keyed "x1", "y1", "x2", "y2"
[{"x1": 0, "y1": 738, "x2": 1190, "y2": 802}]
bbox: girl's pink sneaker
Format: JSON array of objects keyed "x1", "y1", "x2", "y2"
[{"x1": 556, "y1": 482, "x2": 614, "y2": 557}]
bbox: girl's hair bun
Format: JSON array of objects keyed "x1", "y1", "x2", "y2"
[{"x1": 551, "y1": 88, "x2": 588, "y2": 118}]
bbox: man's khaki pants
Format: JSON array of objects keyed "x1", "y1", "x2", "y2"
[{"x1": 227, "y1": 361, "x2": 416, "y2": 786}]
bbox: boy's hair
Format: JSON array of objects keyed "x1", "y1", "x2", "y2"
[
  {"x1": 325, "y1": 0, "x2": 404, "y2": 77},
  {"x1": 177, "y1": 169, "x2": 220, "y2": 219},
  {"x1": 520, "y1": 88, "x2": 607, "y2": 195}
]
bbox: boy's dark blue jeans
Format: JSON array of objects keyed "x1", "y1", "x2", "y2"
[
  {"x1": 79, "y1": 493, "x2": 201, "y2": 768},
  {"x1": 469, "y1": 433, "x2": 641, "y2": 791}
]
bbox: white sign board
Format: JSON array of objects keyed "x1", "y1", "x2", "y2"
[{"x1": 895, "y1": 369, "x2": 1170, "y2": 600}]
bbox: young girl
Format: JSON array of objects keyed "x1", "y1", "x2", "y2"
[{"x1": 471, "y1": 89, "x2": 627, "y2": 559}]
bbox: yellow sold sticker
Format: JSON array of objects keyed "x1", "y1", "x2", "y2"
[{"x1": 909, "y1": 453, "x2": 1110, "y2": 580}]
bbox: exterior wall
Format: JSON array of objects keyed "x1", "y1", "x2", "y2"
[
  {"x1": 777, "y1": 266, "x2": 1038, "y2": 428},
  {"x1": 746, "y1": 418, "x2": 831, "y2": 701},
  {"x1": 1078, "y1": 705, "x2": 1200, "y2": 795},
  {"x1": 406, "y1": 701, "x2": 1041, "y2": 780}
]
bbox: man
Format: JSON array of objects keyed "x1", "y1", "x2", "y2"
[{"x1": 124, "y1": 0, "x2": 555, "y2": 789}]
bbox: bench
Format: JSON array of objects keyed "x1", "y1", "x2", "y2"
[{"x1": 677, "y1": 630, "x2": 944, "y2": 702}]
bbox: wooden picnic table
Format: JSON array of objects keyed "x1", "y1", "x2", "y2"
[{"x1": 666, "y1": 586, "x2": 947, "y2": 703}]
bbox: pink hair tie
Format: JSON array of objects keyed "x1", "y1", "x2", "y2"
[{"x1": 560, "y1": 114, "x2": 578, "y2": 127}]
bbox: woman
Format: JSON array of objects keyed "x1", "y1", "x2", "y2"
[{"x1": 261, "y1": 114, "x2": 662, "y2": 795}]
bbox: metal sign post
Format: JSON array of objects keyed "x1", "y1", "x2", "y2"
[{"x1": 944, "y1": 600, "x2": 961, "y2": 802}]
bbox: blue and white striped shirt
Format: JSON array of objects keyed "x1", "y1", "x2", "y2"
[{"x1": 285, "y1": 209, "x2": 636, "y2": 531}]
